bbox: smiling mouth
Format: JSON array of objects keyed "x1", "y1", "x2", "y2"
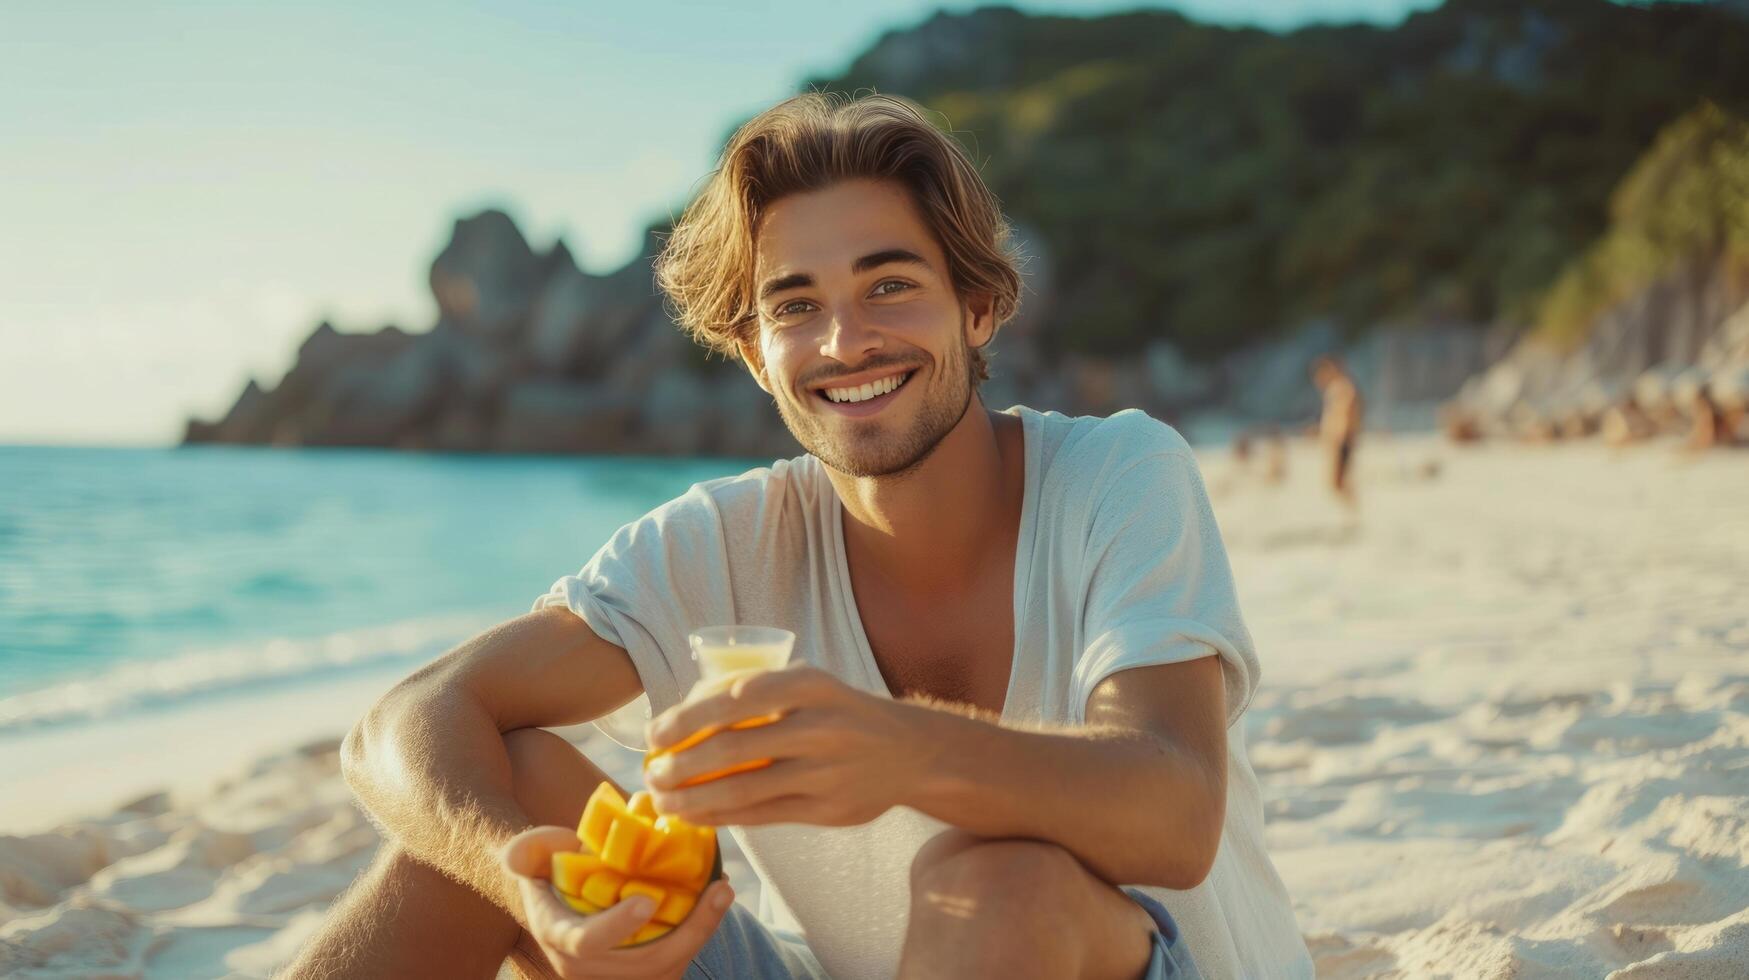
[{"x1": 813, "y1": 370, "x2": 915, "y2": 407}]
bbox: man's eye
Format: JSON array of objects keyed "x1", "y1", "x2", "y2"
[
  {"x1": 776, "y1": 301, "x2": 811, "y2": 317},
  {"x1": 873, "y1": 280, "x2": 913, "y2": 296}
]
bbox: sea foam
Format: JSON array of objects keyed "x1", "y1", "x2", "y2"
[{"x1": 0, "y1": 615, "x2": 486, "y2": 734}]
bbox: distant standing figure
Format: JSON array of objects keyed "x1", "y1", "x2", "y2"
[{"x1": 1311, "y1": 356, "x2": 1363, "y2": 504}]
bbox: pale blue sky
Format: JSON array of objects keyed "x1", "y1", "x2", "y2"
[{"x1": 2, "y1": 0, "x2": 1437, "y2": 445}]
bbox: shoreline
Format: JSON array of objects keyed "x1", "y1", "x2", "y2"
[{"x1": 0, "y1": 663, "x2": 417, "y2": 836}]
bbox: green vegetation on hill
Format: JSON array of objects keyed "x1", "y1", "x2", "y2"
[
  {"x1": 1533, "y1": 102, "x2": 1749, "y2": 348},
  {"x1": 801, "y1": 0, "x2": 1749, "y2": 358}
]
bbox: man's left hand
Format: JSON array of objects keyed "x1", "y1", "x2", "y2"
[{"x1": 643, "y1": 665, "x2": 932, "y2": 827}]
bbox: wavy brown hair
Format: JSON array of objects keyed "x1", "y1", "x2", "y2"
[{"x1": 654, "y1": 91, "x2": 1023, "y2": 383}]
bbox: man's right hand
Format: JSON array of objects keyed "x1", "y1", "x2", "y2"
[{"x1": 502, "y1": 826, "x2": 736, "y2": 979}]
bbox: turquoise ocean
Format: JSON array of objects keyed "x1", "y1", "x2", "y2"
[{"x1": 0, "y1": 445, "x2": 749, "y2": 737}]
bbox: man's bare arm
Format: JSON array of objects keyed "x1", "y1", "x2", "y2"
[
  {"x1": 906, "y1": 655, "x2": 1227, "y2": 890},
  {"x1": 340, "y1": 605, "x2": 641, "y2": 924}
]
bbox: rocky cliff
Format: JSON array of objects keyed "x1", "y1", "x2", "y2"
[
  {"x1": 185, "y1": 207, "x2": 1498, "y2": 455},
  {"x1": 185, "y1": 213, "x2": 807, "y2": 457}
]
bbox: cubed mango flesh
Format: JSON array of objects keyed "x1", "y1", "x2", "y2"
[
  {"x1": 579, "y1": 782, "x2": 626, "y2": 854},
  {"x1": 558, "y1": 891, "x2": 603, "y2": 916},
  {"x1": 551, "y1": 851, "x2": 606, "y2": 896},
  {"x1": 691, "y1": 826, "x2": 718, "y2": 889},
  {"x1": 640, "y1": 827, "x2": 703, "y2": 885},
  {"x1": 550, "y1": 780, "x2": 717, "y2": 946},
  {"x1": 601, "y1": 813, "x2": 650, "y2": 872},
  {"x1": 654, "y1": 888, "x2": 696, "y2": 926},
  {"x1": 619, "y1": 877, "x2": 666, "y2": 908},
  {"x1": 580, "y1": 869, "x2": 626, "y2": 909}
]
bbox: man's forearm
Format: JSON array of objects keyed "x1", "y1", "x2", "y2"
[
  {"x1": 900, "y1": 701, "x2": 1223, "y2": 890},
  {"x1": 342, "y1": 681, "x2": 534, "y2": 921}
]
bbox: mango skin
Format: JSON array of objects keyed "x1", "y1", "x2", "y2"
[{"x1": 643, "y1": 713, "x2": 781, "y2": 788}]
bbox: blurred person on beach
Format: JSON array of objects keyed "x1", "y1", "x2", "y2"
[
  {"x1": 1684, "y1": 384, "x2": 1736, "y2": 451},
  {"x1": 1261, "y1": 425, "x2": 1289, "y2": 485},
  {"x1": 1224, "y1": 426, "x2": 1287, "y2": 491},
  {"x1": 1310, "y1": 356, "x2": 1363, "y2": 506},
  {"x1": 284, "y1": 93, "x2": 1308, "y2": 980},
  {"x1": 1602, "y1": 399, "x2": 1656, "y2": 447}
]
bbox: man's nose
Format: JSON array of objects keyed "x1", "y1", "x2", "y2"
[{"x1": 819, "y1": 308, "x2": 884, "y2": 363}]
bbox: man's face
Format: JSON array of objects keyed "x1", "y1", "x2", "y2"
[{"x1": 744, "y1": 178, "x2": 991, "y2": 478}]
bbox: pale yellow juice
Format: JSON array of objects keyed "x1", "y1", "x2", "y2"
[{"x1": 690, "y1": 641, "x2": 793, "y2": 699}]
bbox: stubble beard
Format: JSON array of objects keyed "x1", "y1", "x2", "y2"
[{"x1": 774, "y1": 315, "x2": 977, "y2": 479}]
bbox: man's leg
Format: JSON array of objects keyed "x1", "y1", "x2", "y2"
[
  {"x1": 899, "y1": 829, "x2": 1159, "y2": 980},
  {"x1": 278, "y1": 728, "x2": 624, "y2": 980}
]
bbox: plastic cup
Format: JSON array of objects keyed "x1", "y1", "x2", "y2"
[{"x1": 642, "y1": 626, "x2": 795, "y2": 786}]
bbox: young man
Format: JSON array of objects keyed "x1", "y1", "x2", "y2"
[{"x1": 287, "y1": 93, "x2": 1310, "y2": 979}]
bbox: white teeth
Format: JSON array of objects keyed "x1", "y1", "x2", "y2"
[{"x1": 825, "y1": 371, "x2": 909, "y2": 404}]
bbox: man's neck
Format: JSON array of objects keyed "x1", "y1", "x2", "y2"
[{"x1": 825, "y1": 398, "x2": 1025, "y2": 596}]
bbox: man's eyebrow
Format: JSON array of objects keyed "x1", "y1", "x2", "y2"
[
  {"x1": 758, "y1": 272, "x2": 813, "y2": 302},
  {"x1": 757, "y1": 248, "x2": 932, "y2": 303},
  {"x1": 851, "y1": 248, "x2": 929, "y2": 275}
]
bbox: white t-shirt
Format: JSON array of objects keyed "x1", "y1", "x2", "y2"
[{"x1": 534, "y1": 406, "x2": 1311, "y2": 979}]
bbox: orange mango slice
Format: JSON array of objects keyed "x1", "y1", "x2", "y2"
[
  {"x1": 619, "y1": 877, "x2": 666, "y2": 907},
  {"x1": 580, "y1": 868, "x2": 626, "y2": 909},
  {"x1": 559, "y1": 891, "x2": 603, "y2": 916},
  {"x1": 690, "y1": 825, "x2": 718, "y2": 888},
  {"x1": 643, "y1": 714, "x2": 781, "y2": 788},
  {"x1": 601, "y1": 812, "x2": 650, "y2": 872},
  {"x1": 654, "y1": 888, "x2": 696, "y2": 926},
  {"x1": 640, "y1": 833, "x2": 703, "y2": 885},
  {"x1": 637, "y1": 827, "x2": 680, "y2": 879},
  {"x1": 551, "y1": 851, "x2": 606, "y2": 896},
  {"x1": 579, "y1": 782, "x2": 627, "y2": 854}
]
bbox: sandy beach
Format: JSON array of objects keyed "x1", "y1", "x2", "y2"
[{"x1": 2, "y1": 436, "x2": 1744, "y2": 978}]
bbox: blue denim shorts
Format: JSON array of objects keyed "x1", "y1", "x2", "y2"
[{"x1": 683, "y1": 887, "x2": 1199, "y2": 979}]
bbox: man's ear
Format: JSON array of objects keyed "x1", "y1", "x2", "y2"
[
  {"x1": 965, "y1": 292, "x2": 998, "y2": 350},
  {"x1": 737, "y1": 335, "x2": 772, "y2": 394}
]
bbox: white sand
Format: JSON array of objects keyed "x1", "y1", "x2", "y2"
[{"x1": 2, "y1": 436, "x2": 1744, "y2": 978}]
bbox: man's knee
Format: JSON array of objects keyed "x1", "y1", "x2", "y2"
[
  {"x1": 910, "y1": 832, "x2": 1082, "y2": 918},
  {"x1": 909, "y1": 827, "x2": 983, "y2": 890}
]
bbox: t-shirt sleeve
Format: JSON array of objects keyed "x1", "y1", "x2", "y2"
[
  {"x1": 1071, "y1": 445, "x2": 1260, "y2": 729},
  {"x1": 531, "y1": 485, "x2": 737, "y2": 743}
]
